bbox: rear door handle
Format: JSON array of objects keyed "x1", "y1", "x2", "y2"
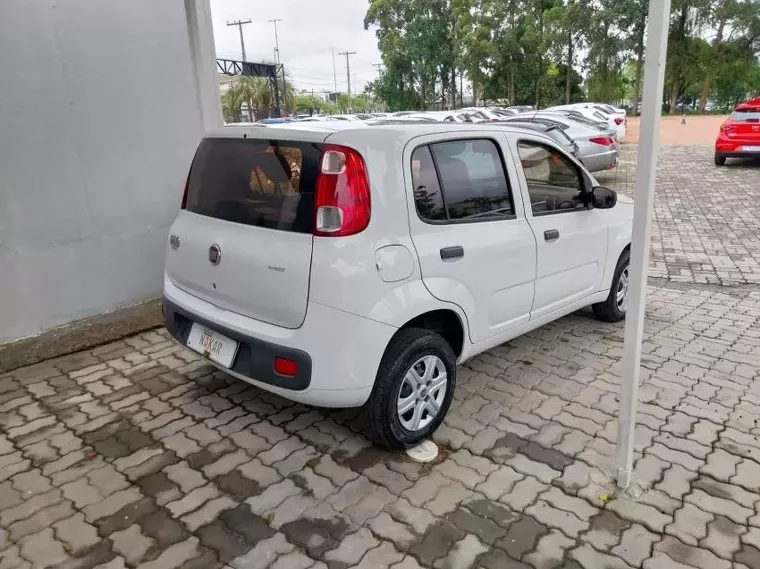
[
  {"x1": 544, "y1": 229, "x2": 560, "y2": 242},
  {"x1": 440, "y1": 246, "x2": 464, "y2": 260}
]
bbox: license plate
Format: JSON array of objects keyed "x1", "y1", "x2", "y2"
[
  {"x1": 741, "y1": 145, "x2": 760, "y2": 152},
  {"x1": 187, "y1": 323, "x2": 239, "y2": 368}
]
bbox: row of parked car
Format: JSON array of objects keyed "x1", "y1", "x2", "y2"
[{"x1": 260, "y1": 102, "x2": 627, "y2": 173}]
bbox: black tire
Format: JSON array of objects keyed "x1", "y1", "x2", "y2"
[
  {"x1": 714, "y1": 154, "x2": 726, "y2": 166},
  {"x1": 363, "y1": 328, "x2": 456, "y2": 449},
  {"x1": 592, "y1": 248, "x2": 630, "y2": 323}
]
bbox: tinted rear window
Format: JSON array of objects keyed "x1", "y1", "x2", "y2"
[
  {"x1": 186, "y1": 138, "x2": 323, "y2": 233},
  {"x1": 732, "y1": 110, "x2": 760, "y2": 121}
]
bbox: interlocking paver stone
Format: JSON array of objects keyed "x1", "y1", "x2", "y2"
[
  {"x1": 526, "y1": 500, "x2": 588, "y2": 538},
  {"x1": 701, "y1": 515, "x2": 744, "y2": 559},
  {"x1": 608, "y1": 495, "x2": 672, "y2": 533},
  {"x1": 612, "y1": 523, "x2": 659, "y2": 567},
  {"x1": 19, "y1": 528, "x2": 67, "y2": 568},
  {"x1": 655, "y1": 535, "x2": 732, "y2": 569},
  {"x1": 82, "y1": 487, "x2": 142, "y2": 523},
  {"x1": 9, "y1": 500, "x2": 75, "y2": 541},
  {"x1": 524, "y1": 529, "x2": 575, "y2": 569},
  {"x1": 685, "y1": 488, "x2": 753, "y2": 525},
  {"x1": 166, "y1": 483, "x2": 220, "y2": 518},
  {"x1": 135, "y1": 536, "x2": 200, "y2": 569}
]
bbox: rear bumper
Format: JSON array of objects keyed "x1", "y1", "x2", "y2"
[
  {"x1": 164, "y1": 297, "x2": 312, "y2": 391},
  {"x1": 163, "y1": 275, "x2": 396, "y2": 407},
  {"x1": 581, "y1": 149, "x2": 618, "y2": 172},
  {"x1": 715, "y1": 135, "x2": 760, "y2": 156},
  {"x1": 715, "y1": 151, "x2": 760, "y2": 159}
]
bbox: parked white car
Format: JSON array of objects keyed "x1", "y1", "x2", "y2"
[
  {"x1": 163, "y1": 123, "x2": 633, "y2": 448},
  {"x1": 549, "y1": 104, "x2": 626, "y2": 139}
]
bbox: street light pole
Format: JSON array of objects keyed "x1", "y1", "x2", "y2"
[
  {"x1": 269, "y1": 18, "x2": 284, "y2": 117},
  {"x1": 269, "y1": 18, "x2": 282, "y2": 63},
  {"x1": 616, "y1": 0, "x2": 671, "y2": 490}
]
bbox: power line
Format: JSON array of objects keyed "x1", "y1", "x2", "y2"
[
  {"x1": 226, "y1": 19, "x2": 252, "y2": 62},
  {"x1": 338, "y1": 51, "x2": 356, "y2": 108}
]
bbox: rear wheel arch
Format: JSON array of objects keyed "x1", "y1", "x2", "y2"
[{"x1": 393, "y1": 309, "x2": 466, "y2": 359}]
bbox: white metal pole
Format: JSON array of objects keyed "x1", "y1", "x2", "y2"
[{"x1": 616, "y1": 0, "x2": 671, "y2": 489}]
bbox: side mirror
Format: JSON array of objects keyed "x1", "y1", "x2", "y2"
[{"x1": 592, "y1": 186, "x2": 617, "y2": 209}]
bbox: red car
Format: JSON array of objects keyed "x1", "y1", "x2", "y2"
[{"x1": 714, "y1": 97, "x2": 760, "y2": 165}]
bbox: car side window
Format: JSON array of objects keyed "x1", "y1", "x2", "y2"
[
  {"x1": 516, "y1": 140, "x2": 587, "y2": 215},
  {"x1": 411, "y1": 146, "x2": 446, "y2": 221},
  {"x1": 431, "y1": 139, "x2": 514, "y2": 220},
  {"x1": 412, "y1": 139, "x2": 514, "y2": 222}
]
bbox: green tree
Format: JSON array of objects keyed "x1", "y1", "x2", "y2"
[
  {"x1": 698, "y1": 0, "x2": 760, "y2": 111},
  {"x1": 223, "y1": 75, "x2": 297, "y2": 122}
]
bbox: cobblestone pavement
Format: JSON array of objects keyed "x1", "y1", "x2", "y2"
[
  {"x1": 596, "y1": 145, "x2": 760, "y2": 286},
  {"x1": 2, "y1": 147, "x2": 760, "y2": 569}
]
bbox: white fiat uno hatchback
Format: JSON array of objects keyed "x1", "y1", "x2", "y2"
[{"x1": 164, "y1": 122, "x2": 632, "y2": 448}]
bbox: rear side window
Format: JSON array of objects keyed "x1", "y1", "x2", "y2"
[
  {"x1": 411, "y1": 147, "x2": 446, "y2": 221},
  {"x1": 731, "y1": 110, "x2": 760, "y2": 121},
  {"x1": 185, "y1": 138, "x2": 323, "y2": 233},
  {"x1": 412, "y1": 139, "x2": 514, "y2": 222}
]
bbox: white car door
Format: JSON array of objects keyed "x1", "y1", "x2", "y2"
[
  {"x1": 508, "y1": 134, "x2": 608, "y2": 320},
  {"x1": 406, "y1": 133, "x2": 537, "y2": 344}
]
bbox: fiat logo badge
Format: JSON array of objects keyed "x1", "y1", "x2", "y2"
[{"x1": 208, "y1": 244, "x2": 221, "y2": 265}]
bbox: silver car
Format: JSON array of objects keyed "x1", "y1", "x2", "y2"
[
  {"x1": 494, "y1": 121, "x2": 580, "y2": 159},
  {"x1": 504, "y1": 113, "x2": 618, "y2": 172}
]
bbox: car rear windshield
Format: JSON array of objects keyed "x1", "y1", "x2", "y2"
[
  {"x1": 185, "y1": 138, "x2": 323, "y2": 233},
  {"x1": 732, "y1": 110, "x2": 760, "y2": 122}
]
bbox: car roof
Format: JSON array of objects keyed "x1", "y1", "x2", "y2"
[{"x1": 205, "y1": 122, "x2": 562, "y2": 144}]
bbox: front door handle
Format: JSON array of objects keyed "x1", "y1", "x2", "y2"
[
  {"x1": 544, "y1": 229, "x2": 560, "y2": 241},
  {"x1": 440, "y1": 246, "x2": 464, "y2": 260}
]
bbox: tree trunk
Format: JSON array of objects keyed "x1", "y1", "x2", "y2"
[
  {"x1": 669, "y1": 84, "x2": 679, "y2": 115},
  {"x1": 450, "y1": 67, "x2": 456, "y2": 109},
  {"x1": 698, "y1": 10, "x2": 727, "y2": 113},
  {"x1": 565, "y1": 28, "x2": 573, "y2": 104},
  {"x1": 631, "y1": 12, "x2": 646, "y2": 116},
  {"x1": 509, "y1": 71, "x2": 515, "y2": 106},
  {"x1": 670, "y1": 2, "x2": 689, "y2": 114}
]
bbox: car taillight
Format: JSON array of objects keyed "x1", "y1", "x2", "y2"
[
  {"x1": 314, "y1": 144, "x2": 371, "y2": 237},
  {"x1": 589, "y1": 136, "x2": 614, "y2": 146},
  {"x1": 181, "y1": 173, "x2": 189, "y2": 209},
  {"x1": 720, "y1": 124, "x2": 733, "y2": 132},
  {"x1": 614, "y1": 117, "x2": 624, "y2": 125}
]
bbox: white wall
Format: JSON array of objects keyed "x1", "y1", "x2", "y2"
[{"x1": 0, "y1": 0, "x2": 207, "y2": 342}]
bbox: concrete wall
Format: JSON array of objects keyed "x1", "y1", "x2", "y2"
[{"x1": 0, "y1": 0, "x2": 207, "y2": 342}]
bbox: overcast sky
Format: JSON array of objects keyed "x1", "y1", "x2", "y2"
[{"x1": 210, "y1": 0, "x2": 382, "y2": 94}]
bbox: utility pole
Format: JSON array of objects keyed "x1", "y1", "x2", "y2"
[
  {"x1": 331, "y1": 49, "x2": 338, "y2": 97},
  {"x1": 268, "y1": 18, "x2": 282, "y2": 63},
  {"x1": 338, "y1": 51, "x2": 356, "y2": 110},
  {"x1": 372, "y1": 63, "x2": 383, "y2": 78},
  {"x1": 226, "y1": 19, "x2": 252, "y2": 61},
  {"x1": 269, "y1": 18, "x2": 284, "y2": 117}
]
